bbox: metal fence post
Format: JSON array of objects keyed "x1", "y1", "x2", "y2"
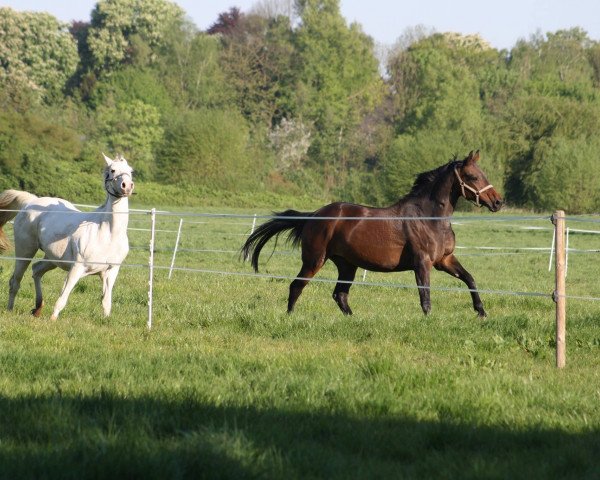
[{"x1": 147, "y1": 208, "x2": 156, "y2": 330}]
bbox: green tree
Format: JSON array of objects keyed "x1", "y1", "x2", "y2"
[
  {"x1": 293, "y1": 0, "x2": 383, "y2": 188},
  {"x1": 503, "y1": 29, "x2": 600, "y2": 207},
  {"x1": 210, "y1": 11, "x2": 297, "y2": 127},
  {"x1": 96, "y1": 99, "x2": 164, "y2": 179},
  {"x1": 521, "y1": 136, "x2": 600, "y2": 212},
  {"x1": 160, "y1": 22, "x2": 235, "y2": 110},
  {"x1": 382, "y1": 33, "x2": 508, "y2": 205},
  {"x1": 158, "y1": 109, "x2": 262, "y2": 190},
  {"x1": 0, "y1": 7, "x2": 78, "y2": 103},
  {"x1": 85, "y1": 0, "x2": 184, "y2": 73}
]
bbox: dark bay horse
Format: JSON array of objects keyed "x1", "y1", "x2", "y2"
[{"x1": 242, "y1": 150, "x2": 503, "y2": 316}]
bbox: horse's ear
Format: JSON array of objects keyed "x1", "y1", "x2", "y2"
[
  {"x1": 465, "y1": 150, "x2": 480, "y2": 164},
  {"x1": 102, "y1": 152, "x2": 113, "y2": 166}
]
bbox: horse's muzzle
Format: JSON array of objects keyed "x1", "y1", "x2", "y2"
[{"x1": 487, "y1": 194, "x2": 504, "y2": 212}]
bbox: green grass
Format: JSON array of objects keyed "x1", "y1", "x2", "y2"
[{"x1": 0, "y1": 208, "x2": 599, "y2": 479}]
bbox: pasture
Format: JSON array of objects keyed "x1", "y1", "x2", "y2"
[{"x1": 0, "y1": 207, "x2": 599, "y2": 479}]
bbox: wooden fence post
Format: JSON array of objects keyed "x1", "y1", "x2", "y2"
[{"x1": 552, "y1": 210, "x2": 566, "y2": 368}]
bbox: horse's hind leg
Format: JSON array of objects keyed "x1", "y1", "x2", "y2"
[
  {"x1": 8, "y1": 258, "x2": 32, "y2": 311},
  {"x1": 31, "y1": 258, "x2": 57, "y2": 317},
  {"x1": 331, "y1": 257, "x2": 358, "y2": 315},
  {"x1": 288, "y1": 254, "x2": 326, "y2": 313},
  {"x1": 414, "y1": 256, "x2": 433, "y2": 315}
]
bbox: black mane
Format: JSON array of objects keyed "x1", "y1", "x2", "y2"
[{"x1": 406, "y1": 159, "x2": 462, "y2": 198}]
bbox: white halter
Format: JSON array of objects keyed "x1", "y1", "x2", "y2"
[{"x1": 454, "y1": 168, "x2": 494, "y2": 207}]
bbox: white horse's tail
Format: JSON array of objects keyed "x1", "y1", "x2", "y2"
[{"x1": 0, "y1": 189, "x2": 38, "y2": 253}]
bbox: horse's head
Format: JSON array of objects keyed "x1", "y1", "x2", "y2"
[
  {"x1": 454, "y1": 150, "x2": 503, "y2": 212},
  {"x1": 103, "y1": 153, "x2": 135, "y2": 198}
]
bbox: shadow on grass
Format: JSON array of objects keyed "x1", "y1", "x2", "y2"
[{"x1": 0, "y1": 393, "x2": 598, "y2": 479}]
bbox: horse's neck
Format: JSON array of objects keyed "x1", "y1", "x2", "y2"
[
  {"x1": 429, "y1": 170, "x2": 460, "y2": 217},
  {"x1": 98, "y1": 195, "x2": 129, "y2": 236},
  {"x1": 399, "y1": 171, "x2": 458, "y2": 219}
]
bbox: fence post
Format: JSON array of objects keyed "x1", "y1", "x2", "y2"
[
  {"x1": 168, "y1": 218, "x2": 183, "y2": 279},
  {"x1": 147, "y1": 208, "x2": 156, "y2": 330},
  {"x1": 552, "y1": 210, "x2": 566, "y2": 368}
]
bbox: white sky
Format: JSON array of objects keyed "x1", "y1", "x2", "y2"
[{"x1": 1, "y1": 0, "x2": 600, "y2": 50}]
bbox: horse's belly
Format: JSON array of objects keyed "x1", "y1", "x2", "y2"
[{"x1": 330, "y1": 242, "x2": 408, "y2": 272}]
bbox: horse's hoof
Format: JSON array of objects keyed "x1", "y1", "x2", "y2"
[
  {"x1": 50, "y1": 315, "x2": 58, "y2": 321},
  {"x1": 31, "y1": 302, "x2": 44, "y2": 317}
]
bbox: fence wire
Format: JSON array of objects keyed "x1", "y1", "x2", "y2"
[{"x1": 1, "y1": 208, "x2": 599, "y2": 303}]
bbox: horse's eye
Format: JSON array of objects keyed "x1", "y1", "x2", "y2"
[
  {"x1": 466, "y1": 174, "x2": 477, "y2": 181},
  {"x1": 111, "y1": 169, "x2": 115, "y2": 174}
]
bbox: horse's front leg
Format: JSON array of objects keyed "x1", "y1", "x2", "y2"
[
  {"x1": 414, "y1": 257, "x2": 433, "y2": 315},
  {"x1": 434, "y1": 254, "x2": 486, "y2": 317},
  {"x1": 51, "y1": 263, "x2": 85, "y2": 321},
  {"x1": 100, "y1": 266, "x2": 120, "y2": 317}
]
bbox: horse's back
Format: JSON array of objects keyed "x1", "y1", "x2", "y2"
[
  {"x1": 14, "y1": 197, "x2": 87, "y2": 262},
  {"x1": 16, "y1": 197, "x2": 81, "y2": 230}
]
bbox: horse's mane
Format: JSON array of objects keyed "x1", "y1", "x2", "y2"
[{"x1": 405, "y1": 157, "x2": 462, "y2": 199}]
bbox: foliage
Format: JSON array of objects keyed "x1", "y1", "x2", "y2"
[
  {"x1": 294, "y1": 0, "x2": 384, "y2": 171},
  {"x1": 269, "y1": 117, "x2": 312, "y2": 173},
  {"x1": 157, "y1": 109, "x2": 262, "y2": 191},
  {"x1": 0, "y1": 7, "x2": 78, "y2": 103},
  {"x1": 520, "y1": 136, "x2": 600, "y2": 213},
  {"x1": 2, "y1": 2, "x2": 600, "y2": 212},
  {"x1": 96, "y1": 99, "x2": 164, "y2": 180},
  {"x1": 158, "y1": 27, "x2": 234, "y2": 110},
  {"x1": 85, "y1": 0, "x2": 184, "y2": 73}
]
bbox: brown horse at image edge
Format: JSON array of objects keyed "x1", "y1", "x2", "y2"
[{"x1": 242, "y1": 150, "x2": 503, "y2": 316}]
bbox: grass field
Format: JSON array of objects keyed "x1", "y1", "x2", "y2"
[{"x1": 0, "y1": 206, "x2": 599, "y2": 479}]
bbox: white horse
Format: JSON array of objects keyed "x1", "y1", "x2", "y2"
[{"x1": 0, "y1": 153, "x2": 134, "y2": 320}]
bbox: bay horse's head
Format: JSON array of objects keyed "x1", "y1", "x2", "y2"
[
  {"x1": 103, "y1": 153, "x2": 135, "y2": 198},
  {"x1": 454, "y1": 150, "x2": 503, "y2": 212}
]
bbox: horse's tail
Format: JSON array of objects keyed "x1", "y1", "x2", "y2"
[
  {"x1": 0, "y1": 189, "x2": 38, "y2": 253},
  {"x1": 242, "y1": 209, "x2": 312, "y2": 272}
]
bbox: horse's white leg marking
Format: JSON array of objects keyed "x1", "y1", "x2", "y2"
[
  {"x1": 50, "y1": 263, "x2": 85, "y2": 321},
  {"x1": 32, "y1": 258, "x2": 57, "y2": 316},
  {"x1": 101, "y1": 266, "x2": 120, "y2": 317},
  {"x1": 8, "y1": 258, "x2": 31, "y2": 311}
]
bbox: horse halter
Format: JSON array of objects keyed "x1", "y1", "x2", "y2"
[
  {"x1": 105, "y1": 172, "x2": 133, "y2": 199},
  {"x1": 454, "y1": 168, "x2": 493, "y2": 207}
]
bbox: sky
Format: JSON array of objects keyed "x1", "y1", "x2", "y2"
[{"x1": 1, "y1": 0, "x2": 600, "y2": 51}]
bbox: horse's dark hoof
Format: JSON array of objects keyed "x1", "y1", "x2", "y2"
[
  {"x1": 477, "y1": 310, "x2": 487, "y2": 318},
  {"x1": 31, "y1": 301, "x2": 44, "y2": 317}
]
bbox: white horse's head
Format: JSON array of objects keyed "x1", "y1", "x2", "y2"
[{"x1": 102, "y1": 153, "x2": 135, "y2": 198}]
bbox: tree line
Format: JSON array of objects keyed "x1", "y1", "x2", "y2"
[{"x1": 1, "y1": 0, "x2": 599, "y2": 212}]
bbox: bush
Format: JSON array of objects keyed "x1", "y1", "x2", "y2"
[
  {"x1": 521, "y1": 136, "x2": 600, "y2": 213},
  {"x1": 158, "y1": 109, "x2": 266, "y2": 191}
]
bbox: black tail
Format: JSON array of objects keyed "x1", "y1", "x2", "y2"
[{"x1": 242, "y1": 209, "x2": 312, "y2": 272}]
